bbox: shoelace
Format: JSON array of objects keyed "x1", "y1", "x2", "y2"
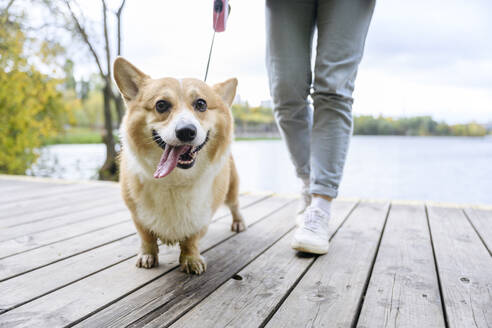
[{"x1": 303, "y1": 208, "x2": 326, "y2": 232}]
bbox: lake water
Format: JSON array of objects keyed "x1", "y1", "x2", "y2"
[{"x1": 28, "y1": 136, "x2": 492, "y2": 205}]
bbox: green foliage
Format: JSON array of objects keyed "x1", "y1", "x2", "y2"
[
  {"x1": 42, "y1": 127, "x2": 103, "y2": 145},
  {"x1": 232, "y1": 104, "x2": 275, "y2": 125},
  {"x1": 62, "y1": 59, "x2": 77, "y2": 91},
  {"x1": 72, "y1": 89, "x2": 104, "y2": 128},
  {"x1": 68, "y1": 74, "x2": 118, "y2": 130},
  {"x1": 0, "y1": 14, "x2": 72, "y2": 174},
  {"x1": 449, "y1": 123, "x2": 488, "y2": 137},
  {"x1": 353, "y1": 115, "x2": 487, "y2": 137},
  {"x1": 235, "y1": 137, "x2": 281, "y2": 141},
  {"x1": 230, "y1": 104, "x2": 486, "y2": 137}
]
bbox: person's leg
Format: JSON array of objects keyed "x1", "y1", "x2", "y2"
[
  {"x1": 266, "y1": 0, "x2": 316, "y2": 210},
  {"x1": 310, "y1": 0, "x2": 375, "y2": 199},
  {"x1": 292, "y1": 0, "x2": 375, "y2": 254}
]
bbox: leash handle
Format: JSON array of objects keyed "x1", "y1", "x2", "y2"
[
  {"x1": 213, "y1": 0, "x2": 228, "y2": 32},
  {"x1": 204, "y1": 0, "x2": 229, "y2": 82}
]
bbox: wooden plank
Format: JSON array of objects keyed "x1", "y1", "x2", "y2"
[
  {"x1": 0, "y1": 176, "x2": 117, "y2": 186},
  {"x1": 0, "y1": 192, "x2": 258, "y2": 229},
  {"x1": 74, "y1": 200, "x2": 299, "y2": 328},
  {"x1": 212, "y1": 193, "x2": 271, "y2": 220},
  {"x1": 0, "y1": 183, "x2": 41, "y2": 193},
  {"x1": 169, "y1": 200, "x2": 357, "y2": 328},
  {"x1": 356, "y1": 204, "x2": 445, "y2": 328},
  {"x1": 0, "y1": 182, "x2": 66, "y2": 198},
  {"x1": 0, "y1": 190, "x2": 122, "y2": 228},
  {"x1": 0, "y1": 197, "x2": 292, "y2": 326},
  {"x1": 0, "y1": 233, "x2": 140, "y2": 311},
  {"x1": 265, "y1": 201, "x2": 389, "y2": 328},
  {"x1": 0, "y1": 185, "x2": 120, "y2": 219},
  {"x1": 0, "y1": 179, "x2": 29, "y2": 187},
  {"x1": 0, "y1": 183, "x2": 95, "y2": 204},
  {"x1": 0, "y1": 210, "x2": 129, "y2": 258},
  {"x1": 427, "y1": 205, "x2": 492, "y2": 328},
  {"x1": 0, "y1": 201, "x2": 127, "y2": 242},
  {"x1": 0, "y1": 179, "x2": 62, "y2": 190},
  {"x1": 0, "y1": 194, "x2": 259, "y2": 259},
  {"x1": 0, "y1": 194, "x2": 264, "y2": 280},
  {"x1": 464, "y1": 207, "x2": 492, "y2": 255},
  {"x1": 0, "y1": 221, "x2": 135, "y2": 281},
  {"x1": 0, "y1": 182, "x2": 256, "y2": 222}
]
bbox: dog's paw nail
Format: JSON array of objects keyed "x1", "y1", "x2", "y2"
[
  {"x1": 180, "y1": 255, "x2": 207, "y2": 275},
  {"x1": 231, "y1": 220, "x2": 246, "y2": 233},
  {"x1": 136, "y1": 253, "x2": 158, "y2": 269}
]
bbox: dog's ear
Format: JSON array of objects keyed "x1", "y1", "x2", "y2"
[
  {"x1": 213, "y1": 78, "x2": 238, "y2": 107},
  {"x1": 113, "y1": 57, "x2": 149, "y2": 101}
]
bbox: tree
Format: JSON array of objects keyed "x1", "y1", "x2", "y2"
[
  {"x1": 0, "y1": 5, "x2": 72, "y2": 174},
  {"x1": 41, "y1": 0, "x2": 127, "y2": 180},
  {"x1": 58, "y1": 0, "x2": 126, "y2": 180},
  {"x1": 73, "y1": 74, "x2": 105, "y2": 129},
  {"x1": 352, "y1": 115, "x2": 487, "y2": 137}
]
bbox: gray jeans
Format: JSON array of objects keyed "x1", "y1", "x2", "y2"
[{"x1": 266, "y1": 0, "x2": 375, "y2": 198}]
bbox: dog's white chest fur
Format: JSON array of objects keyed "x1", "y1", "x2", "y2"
[
  {"x1": 134, "y1": 178, "x2": 214, "y2": 243},
  {"x1": 123, "y1": 139, "x2": 228, "y2": 243}
]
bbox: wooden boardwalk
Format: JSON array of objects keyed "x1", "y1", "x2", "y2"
[{"x1": 0, "y1": 176, "x2": 491, "y2": 328}]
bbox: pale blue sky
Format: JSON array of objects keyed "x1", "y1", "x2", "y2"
[{"x1": 32, "y1": 0, "x2": 492, "y2": 124}]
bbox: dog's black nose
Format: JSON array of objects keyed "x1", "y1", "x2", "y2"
[{"x1": 176, "y1": 124, "x2": 197, "y2": 142}]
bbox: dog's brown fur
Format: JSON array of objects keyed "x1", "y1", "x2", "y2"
[{"x1": 114, "y1": 57, "x2": 245, "y2": 274}]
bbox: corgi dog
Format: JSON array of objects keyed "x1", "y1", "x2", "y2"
[{"x1": 113, "y1": 57, "x2": 245, "y2": 275}]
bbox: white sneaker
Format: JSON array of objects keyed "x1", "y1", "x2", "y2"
[{"x1": 291, "y1": 206, "x2": 330, "y2": 254}]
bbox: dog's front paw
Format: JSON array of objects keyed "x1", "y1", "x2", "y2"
[
  {"x1": 136, "y1": 253, "x2": 158, "y2": 268},
  {"x1": 180, "y1": 255, "x2": 207, "y2": 275},
  {"x1": 231, "y1": 219, "x2": 246, "y2": 233}
]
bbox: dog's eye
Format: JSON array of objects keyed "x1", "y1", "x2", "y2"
[
  {"x1": 155, "y1": 100, "x2": 171, "y2": 113},
  {"x1": 194, "y1": 99, "x2": 207, "y2": 112}
]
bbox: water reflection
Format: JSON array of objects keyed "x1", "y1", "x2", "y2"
[{"x1": 28, "y1": 136, "x2": 492, "y2": 204}]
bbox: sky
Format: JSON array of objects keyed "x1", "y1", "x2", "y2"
[{"x1": 65, "y1": 0, "x2": 492, "y2": 124}]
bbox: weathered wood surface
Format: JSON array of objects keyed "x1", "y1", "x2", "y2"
[
  {"x1": 265, "y1": 201, "x2": 390, "y2": 328},
  {"x1": 357, "y1": 204, "x2": 445, "y2": 328},
  {"x1": 0, "y1": 186, "x2": 119, "y2": 218},
  {"x1": 170, "y1": 200, "x2": 357, "y2": 328},
  {"x1": 0, "y1": 182, "x2": 97, "y2": 204},
  {"x1": 0, "y1": 191, "x2": 122, "y2": 229},
  {"x1": 464, "y1": 207, "x2": 492, "y2": 255},
  {"x1": 77, "y1": 200, "x2": 298, "y2": 328},
  {"x1": 0, "y1": 194, "x2": 264, "y2": 282},
  {"x1": 0, "y1": 195, "x2": 291, "y2": 326},
  {"x1": 0, "y1": 176, "x2": 491, "y2": 328},
  {"x1": 427, "y1": 206, "x2": 492, "y2": 328},
  {"x1": 0, "y1": 210, "x2": 129, "y2": 258}
]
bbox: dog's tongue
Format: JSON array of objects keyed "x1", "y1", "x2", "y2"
[{"x1": 154, "y1": 145, "x2": 191, "y2": 179}]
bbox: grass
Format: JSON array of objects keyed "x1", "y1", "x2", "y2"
[
  {"x1": 42, "y1": 127, "x2": 281, "y2": 145},
  {"x1": 42, "y1": 127, "x2": 103, "y2": 145},
  {"x1": 41, "y1": 126, "x2": 490, "y2": 146},
  {"x1": 235, "y1": 137, "x2": 281, "y2": 141}
]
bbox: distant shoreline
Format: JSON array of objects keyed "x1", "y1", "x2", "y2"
[
  {"x1": 42, "y1": 128, "x2": 490, "y2": 146},
  {"x1": 43, "y1": 113, "x2": 490, "y2": 145}
]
